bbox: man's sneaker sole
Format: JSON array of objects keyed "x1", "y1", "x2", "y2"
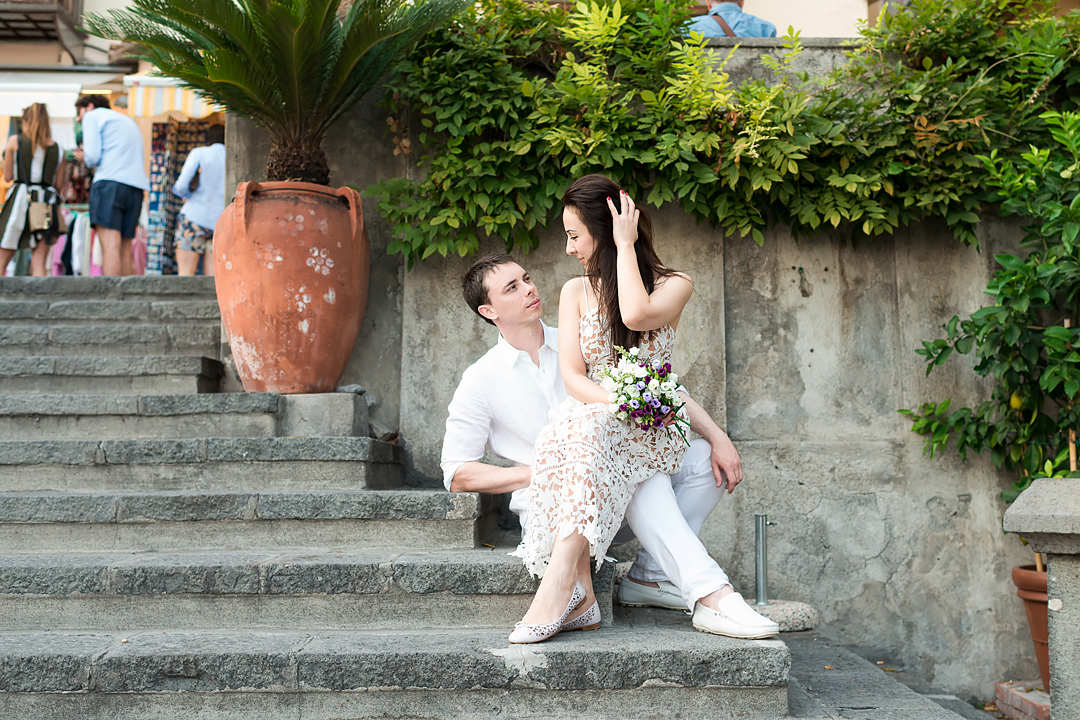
[
  {"x1": 692, "y1": 622, "x2": 780, "y2": 640},
  {"x1": 618, "y1": 599, "x2": 686, "y2": 610}
]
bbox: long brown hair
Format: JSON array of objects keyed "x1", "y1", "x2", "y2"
[
  {"x1": 21, "y1": 103, "x2": 52, "y2": 154},
  {"x1": 562, "y1": 174, "x2": 677, "y2": 359}
]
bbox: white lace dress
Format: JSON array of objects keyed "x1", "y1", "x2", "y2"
[{"x1": 512, "y1": 286, "x2": 688, "y2": 577}]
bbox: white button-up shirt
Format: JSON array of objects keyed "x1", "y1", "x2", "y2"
[{"x1": 440, "y1": 322, "x2": 565, "y2": 526}]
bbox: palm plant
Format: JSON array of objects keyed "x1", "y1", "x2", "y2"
[{"x1": 83, "y1": 0, "x2": 467, "y2": 185}]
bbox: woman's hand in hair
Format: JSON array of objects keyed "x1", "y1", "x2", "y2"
[{"x1": 607, "y1": 190, "x2": 640, "y2": 251}]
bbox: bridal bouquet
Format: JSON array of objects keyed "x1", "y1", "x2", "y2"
[{"x1": 598, "y1": 346, "x2": 690, "y2": 445}]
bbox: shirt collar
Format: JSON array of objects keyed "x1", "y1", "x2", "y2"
[
  {"x1": 495, "y1": 321, "x2": 558, "y2": 369},
  {"x1": 709, "y1": 2, "x2": 740, "y2": 14}
]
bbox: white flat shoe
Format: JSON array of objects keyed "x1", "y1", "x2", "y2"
[
  {"x1": 692, "y1": 592, "x2": 780, "y2": 639},
  {"x1": 618, "y1": 578, "x2": 684, "y2": 610},
  {"x1": 561, "y1": 600, "x2": 601, "y2": 632},
  {"x1": 509, "y1": 582, "x2": 587, "y2": 644}
]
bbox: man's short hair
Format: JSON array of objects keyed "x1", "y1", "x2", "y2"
[
  {"x1": 463, "y1": 253, "x2": 515, "y2": 326},
  {"x1": 205, "y1": 124, "x2": 225, "y2": 145},
  {"x1": 75, "y1": 94, "x2": 110, "y2": 111}
]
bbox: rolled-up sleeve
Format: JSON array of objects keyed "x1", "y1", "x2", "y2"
[{"x1": 440, "y1": 366, "x2": 492, "y2": 491}]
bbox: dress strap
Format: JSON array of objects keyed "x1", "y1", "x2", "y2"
[{"x1": 581, "y1": 276, "x2": 591, "y2": 312}]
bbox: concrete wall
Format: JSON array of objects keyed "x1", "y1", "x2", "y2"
[{"x1": 225, "y1": 43, "x2": 1037, "y2": 701}]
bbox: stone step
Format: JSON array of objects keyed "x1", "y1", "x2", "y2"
[
  {"x1": 0, "y1": 299, "x2": 220, "y2": 324},
  {"x1": 0, "y1": 324, "x2": 220, "y2": 357},
  {"x1": 0, "y1": 356, "x2": 223, "y2": 394},
  {"x1": 0, "y1": 437, "x2": 402, "y2": 492},
  {"x1": 0, "y1": 276, "x2": 216, "y2": 302},
  {"x1": 0, "y1": 489, "x2": 477, "y2": 552},
  {"x1": 0, "y1": 626, "x2": 789, "y2": 719},
  {"x1": 0, "y1": 548, "x2": 614, "y2": 632},
  {"x1": 0, "y1": 393, "x2": 280, "y2": 440}
]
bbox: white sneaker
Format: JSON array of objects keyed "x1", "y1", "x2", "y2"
[
  {"x1": 692, "y1": 592, "x2": 780, "y2": 639},
  {"x1": 617, "y1": 578, "x2": 685, "y2": 610}
]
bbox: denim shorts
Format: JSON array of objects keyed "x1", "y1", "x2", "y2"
[{"x1": 90, "y1": 180, "x2": 144, "y2": 239}]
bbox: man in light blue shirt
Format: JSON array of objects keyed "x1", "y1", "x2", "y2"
[
  {"x1": 73, "y1": 94, "x2": 149, "y2": 276},
  {"x1": 172, "y1": 124, "x2": 226, "y2": 276},
  {"x1": 685, "y1": 0, "x2": 777, "y2": 38}
]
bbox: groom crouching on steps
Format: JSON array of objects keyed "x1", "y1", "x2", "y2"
[{"x1": 441, "y1": 253, "x2": 778, "y2": 639}]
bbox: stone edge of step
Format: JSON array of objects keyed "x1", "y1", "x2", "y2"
[
  {"x1": 0, "y1": 436, "x2": 402, "y2": 465},
  {"x1": 0, "y1": 356, "x2": 223, "y2": 377},
  {"x1": 0, "y1": 625, "x2": 789, "y2": 692},
  {"x1": 0, "y1": 393, "x2": 280, "y2": 417},
  {"x1": 0, "y1": 547, "x2": 584, "y2": 597},
  {"x1": 0, "y1": 277, "x2": 216, "y2": 299},
  {"x1": 0, "y1": 300, "x2": 220, "y2": 322},
  {"x1": 0, "y1": 489, "x2": 480, "y2": 523}
]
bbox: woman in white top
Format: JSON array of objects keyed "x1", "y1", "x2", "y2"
[{"x1": 0, "y1": 103, "x2": 65, "y2": 276}]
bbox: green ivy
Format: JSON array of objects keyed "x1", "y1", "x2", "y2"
[
  {"x1": 371, "y1": 0, "x2": 1079, "y2": 265},
  {"x1": 901, "y1": 111, "x2": 1080, "y2": 502}
]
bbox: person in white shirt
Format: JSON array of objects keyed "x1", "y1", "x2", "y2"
[
  {"x1": 73, "y1": 94, "x2": 150, "y2": 277},
  {"x1": 172, "y1": 124, "x2": 226, "y2": 276},
  {"x1": 441, "y1": 252, "x2": 779, "y2": 640}
]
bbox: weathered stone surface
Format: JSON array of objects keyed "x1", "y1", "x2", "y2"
[
  {"x1": 1004, "y1": 478, "x2": 1080, "y2": 554},
  {"x1": 0, "y1": 276, "x2": 216, "y2": 300},
  {"x1": 0, "y1": 440, "x2": 102, "y2": 465},
  {"x1": 0, "y1": 492, "x2": 116, "y2": 522},
  {"x1": 100, "y1": 439, "x2": 206, "y2": 464},
  {"x1": 48, "y1": 325, "x2": 167, "y2": 345},
  {"x1": 0, "y1": 301, "x2": 49, "y2": 320},
  {"x1": 136, "y1": 393, "x2": 279, "y2": 416},
  {"x1": 299, "y1": 625, "x2": 788, "y2": 690},
  {"x1": 0, "y1": 327, "x2": 48, "y2": 345},
  {"x1": 46, "y1": 300, "x2": 150, "y2": 320},
  {"x1": 256, "y1": 489, "x2": 477, "y2": 521},
  {"x1": 205, "y1": 436, "x2": 400, "y2": 463},
  {"x1": 115, "y1": 492, "x2": 255, "y2": 522},
  {"x1": 262, "y1": 552, "x2": 387, "y2": 595},
  {"x1": 391, "y1": 550, "x2": 538, "y2": 595},
  {"x1": 0, "y1": 356, "x2": 222, "y2": 377},
  {"x1": 0, "y1": 632, "x2": 112, "y2": 692},
  {"x1": 752, "y1": 600, "x2": 820, "y2": 633},
  {"x1": 1047, "y1": 554, "x2": 1080, "y2": 720},
  {"x1": 279, "y1": 392, "x2": 369, "y2": 438},
  {"x1": 0, "y1": 554, "x2": 110, "y2": 594},
  {"x1": 787, "y1": 633, "x2": 969, "y2": 719},
  {"x1": 106, "y1": 552, "x2": 266, "y2": 595},
  {"x1": 0, "y1": 394, "x2": 139, "y2": 415},
  {"x1": 150, "y1": 300, "x2": 221, "y2": 321},
  {"x1": 91, "y1": 631, "x2": 303, "y2": 692}
]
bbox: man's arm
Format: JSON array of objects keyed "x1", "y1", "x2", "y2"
[
  {"x1": 450, "y1": 462, "x2": 530, "y2": 494},
  {"x1": 172, "y1": 149, "x2": 199, "y2": 199},
  {"x1": 441, "y1": 366, "x2": 531, "y2": 494},
  {"x1": 680, "y1": 392, "x2": 743, "y2": 493},
  {"x1": 81, "y1": 112, "x2": 102, "y2": 168}
]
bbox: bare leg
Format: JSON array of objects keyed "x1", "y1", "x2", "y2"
[
  {"x1": 521, "y1": 533, "x2": 594, "y2": 624},
  {"x1": 204, "y1": 245, "x2": 214, "y2": 277},
  {"x1": 121, "y1": 237, "x2": 135, "y2": 276},
  {"x1": 0, "y1": 248, "x2": 15, "y2": 275},
  {"x1": 30, "y1": 241, "x2": 50, "y2": 277},
  {"x1": 176, "y1": 248, "x2": 201, "y2": 276},
  {"x1": 97, "y1": 227, "x2": 123, "y2": 276}
]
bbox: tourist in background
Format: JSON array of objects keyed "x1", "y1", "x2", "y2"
[
  {"x1": 172, "y1": 124, "x2": 226, "y2": 276},
  {"x1": 73, "y1": 94, "x2": 149, "y2": 276},
  {"x1": 0, "y1": 103, "x2": 66, "y2": 276},
  {"x1": 685, "y1": 0, "x2": 777, "y2": 38}
]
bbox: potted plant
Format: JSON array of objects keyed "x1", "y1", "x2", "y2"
[
  {"x1": 84, "y1": 0, "x2": 465, "y2": 393},
  {"x1": 901, "y1": 111, "x2": 1080, "y2": 692}
]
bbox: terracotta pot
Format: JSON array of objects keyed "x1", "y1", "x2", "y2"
[
  {"x1": 213, "y1": 181, "x2": 369, "y2": 393},
  {"x1": 1012, "y1": 564, "x2": 1050, "y2": 691}
]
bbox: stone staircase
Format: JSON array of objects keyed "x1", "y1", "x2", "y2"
[{"x1": 0, "y1": 276, "x2": 790, "y2": 719}]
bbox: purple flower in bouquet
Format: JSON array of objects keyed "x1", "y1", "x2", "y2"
[
  {"x1": 636, "y1": 381, "x2": 646, "y2": 391},
  {"x1": 642, "y1": 391, "x2": 653, "y2": 402},
  {"x1": 630, "y1": 399, "x2": 640, "y2": 409},
  {"x1": 660, "y1": 405, "x2": 670, "y2": 414}
]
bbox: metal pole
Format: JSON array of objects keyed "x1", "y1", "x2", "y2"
[{"x1": 755, "y1": 514, "x2": 769, "y2": 606}]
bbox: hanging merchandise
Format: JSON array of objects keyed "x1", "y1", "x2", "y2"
[{"x1": 145, "y1": 118, "x2": 211, "y2": 274}]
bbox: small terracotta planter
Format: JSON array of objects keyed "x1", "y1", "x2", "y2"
[
  {"x1": 1012, "y1": 564, "x2": 1050, "y2": 691},
  {"x1": 213, "y1": 181, "x2": 369, "y2": 393}
]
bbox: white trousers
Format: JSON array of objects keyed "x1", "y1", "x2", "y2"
[{"x1": 621, "y1": 438, "x2": 731, "y2": 610}]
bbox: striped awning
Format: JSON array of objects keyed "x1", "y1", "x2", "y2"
[{"x1": 123, "y1": 74, "x2": 221, "y2": 118}]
